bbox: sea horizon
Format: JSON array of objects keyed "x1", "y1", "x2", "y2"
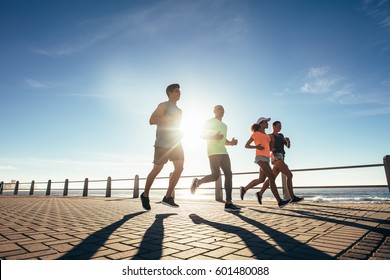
[{"x1": 2, "y1": 186, "x2": 389, "y2": 204}]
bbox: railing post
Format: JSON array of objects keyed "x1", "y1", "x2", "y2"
[
  {"x1": 106, "y1": 176, "x2": 112, "y2": 197},
  {"x1": 384, "y1": 155, "x2": 390, "y2": 193},
  {"x1": 13, "y1": 181, "x2": 19, "y2": 195},
  {"x1": 281, "y1": 174, "x2": 290, "y2": 200},
  {"x1": 46, "y1": 180, "x2": 51, "y2": 196},
  {"x1": 0, "y1": 181, "x2": 3, "y2": 194},
  {"x1": 133, "y1": 175, "x2": 139, "y2": 198},
  {"x1": 63, "y1": 179, "x2": 69, "y2": 196},
  {"x1": 83, "y1": 178, "x2": 88, "y2": 197},
  {"x1": 215, "y1": 175, "x2": 223, "y2": 202},
  {"x1": 29, "y1": 180, "x2": 35, "y2": 195}
]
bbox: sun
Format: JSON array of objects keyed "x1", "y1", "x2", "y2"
[
  {"x1": 181, "y1": 111, "x2": 204, "y2": 148},
  {"x1": 179, "y1": 104, "x2": 212, "y2": 163}
]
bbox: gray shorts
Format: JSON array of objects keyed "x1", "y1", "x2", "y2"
[
  {"x1": 153, "y1": 145, "x2": 184, "y2": 165},
  {"x1": 271, "y1": 153, "x2": 285, "y2": 164},
  {"x1": 255, "y1": 155, "x2": 270, "y2": 163}
]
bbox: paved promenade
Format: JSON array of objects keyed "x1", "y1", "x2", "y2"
[{"x1": 0, "y1": 195, "x2": 389, "y2": 260}]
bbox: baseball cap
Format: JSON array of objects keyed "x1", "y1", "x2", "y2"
[{"x1": 256, "y1": 117, "x2": 271, "y2": 124}]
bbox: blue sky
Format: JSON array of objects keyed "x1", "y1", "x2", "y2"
[{"x1": 1, "y1": 0, "x2": 389, "y2": 189}]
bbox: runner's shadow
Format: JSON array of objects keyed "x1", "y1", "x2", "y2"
[
  {"x1": 189, "y1": 213, "x2": 283, "y2": 259},
  {"x1": 58, "y1": 211, "x2": 146, "y2": 260},
  {"x1": 132, "y1": 213, "x2": 177, "y2": 260},
  {"x1": 231, "y1": 211, "x2": 332, "y2": 259}
]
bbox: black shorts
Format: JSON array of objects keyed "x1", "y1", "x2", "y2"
[{"x1": 153, "y1": 145, "x2": 184, "y2": 165}]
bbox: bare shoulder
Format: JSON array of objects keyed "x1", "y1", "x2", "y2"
[{"x1": 153, "y1": 102, "x2": 168, "y2": 114}]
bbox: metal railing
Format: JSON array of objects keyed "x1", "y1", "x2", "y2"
[{"x1": 1, "y1": 155, "x2": 389, "y2": 201}]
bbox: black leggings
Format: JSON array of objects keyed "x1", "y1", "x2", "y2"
[{"x1": 199, "y1": 154, "x2": 233, "y2": 201}]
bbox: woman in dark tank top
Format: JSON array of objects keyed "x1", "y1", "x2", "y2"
[{"x1": 263, "y1": 121, "x2": 304, "y2": 203}]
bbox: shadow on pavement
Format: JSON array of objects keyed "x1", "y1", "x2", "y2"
[
  {"x1": 250, "y1": 207, "x2": 390, "y2": 236},
  {"x1": 58, "y1": 211, "x2": 146, "y2": 260},
  {"x1": 189, "y1": 212, "x2": 332, "y2": 259},
  {"x1": 132, "y1": 213, "x2": 177, "y2": 260}
]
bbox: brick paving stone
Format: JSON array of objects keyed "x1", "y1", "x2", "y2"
[
  {"x1": 348, "y1": 248, "x2": 373, "y2": 255},
  {"x1": 204, "y1": 247, "x2": 238, "y2": 258},
  {"x1": 0, "y1": 249, "x2": 27, "y2": 258},
  {"x1": 0, "y1": 196, "x2": 389, "y2": 260},
  {"x1": 29, "y1": 233, "x2": 52, "y2": 240},
  {"x1": 372, "y1": 252, "x2": 390, "y2": 258},
  {"x1": 6, "y1": 249, "x2": 59, "y2": 260},
  {"x1": 159, "y1": 256, "x2": 182, "y2": 260},
  {"x1": 201, "y1": 237, "x2": 226, "y2": 243},
  {"x1": 163, "y1": 242, "x2": 193, "y2": 251},
  {"x1": 50, "y1": 243, "x2": 75, "y2": 253},
  {"x1": 0, "y1": 243, "x2": 23, "y2": 252},
  {"x1": 106, "y1": 249, "x2": 139, "y2": 259},
  {"x1": 188, "y1": 255, "x2": 219, "y2": 260},
  {"x1": 221, "y1": 254, "x2": 255, "y2": 260},
  {"x1": 5, "y1": 233, "x2": 30, "y2": 241},
  {"x1": 20, "y1": 243, "x2": 50, "y2": 252},
  {"x1": 171, "y1": 248, "x2": 209, "y2": 259},
  {"x1": 43, "y1": 238, "x2": 81, "y2": 246},
  {"x1": 174, "y1": 237, "x2": 203, "y2": 244},
  {"x1": 105, "y1": 243, "x2": 135, "y2": 252},
  {"x1": 213, "y1": 241, "x2": 246, "y2": 250},
  {"x1": 341, "y1": 252, "x2": 368, "y2": 260},
  {"x1": 186, "y1": 242, "x2": 221, "y2": 251},
  {"x1": 90, "y1": 248, "x2": 119, "y2": 258},
  {"x1": 308, "y1": 244, "x2": 346, "y2": 254}
]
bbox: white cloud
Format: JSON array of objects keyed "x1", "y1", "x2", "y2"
[
  {"x1": 25, "y1": 78, "x2": 49, "y2": 88},
  {"x1": 308, "y1": 66, "x2": 330, "y2": 78},
  {"x1": 301, "y1": 67, "x2": 341, "y2": 94},
  {"x1": 330, "y1": 86, "x2": 355, "y2": 104},
  {"x1": 301, "y1": 78, "x2": 340, "y2": 94}
]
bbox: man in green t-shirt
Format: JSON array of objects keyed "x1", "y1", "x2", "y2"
[{"x1": 191, "y1": 105, "x2": 241, "y2": 212}]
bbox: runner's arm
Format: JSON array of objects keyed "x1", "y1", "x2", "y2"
[
  {"x1": 245, "y1": 137, "x2": 263, "y2": 150},
  {"x1": 149, "y1": 103, "x2": 169, "y2": 125},
  {"x1": 269, "y1": 134, "x2": 275, "y2": 152},
  {"x1": 284, "y1": 135, "x2": 291, "y2": 148}
]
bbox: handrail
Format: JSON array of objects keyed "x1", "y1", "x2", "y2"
[{"x1": 1, "y1": 156, "x2": 389, "y2": 199}]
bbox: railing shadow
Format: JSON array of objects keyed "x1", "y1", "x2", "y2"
[
  {"x1": 189, "y1": 213, "x2": 331, "y2": 259},
  {"x1": 58, "y1": 211, "x2": 146, "y2": 260},
  {"x1": 301, "y1": 203, "x2": 390, "y2": 214},
  {"x1": 132, "y1": 213, "x2": 177, "y2": 260}
]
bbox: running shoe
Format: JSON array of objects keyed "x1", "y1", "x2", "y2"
[
  {"x1": 224, "y1": 203, "x2": 241, "y2": 212},
  {"x1": 256, "y1": 192, "x2": 263, "y2": 205},
  {"x1": 162, "y1": 196, "x2": 179, "y2": 208},
  {"x1": 140, "y1": 192, "x2": 151, "y2": 211},
  {"x1": 191, "y1": 178, "x2": 199, "y2": 194},
  {"x1": 278, "y1": 199, "x2": 290, "y2": 209},
  {"x1": 290, "y1": 196, "x2": 304, "y2": 203},
  {"x1": 240, "y1": 186, "x2": 246, "y2": 200}
]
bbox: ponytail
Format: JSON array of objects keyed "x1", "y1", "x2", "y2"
[{"x1": 251, "y1": 123, "x2": 260, "y2": 132}]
